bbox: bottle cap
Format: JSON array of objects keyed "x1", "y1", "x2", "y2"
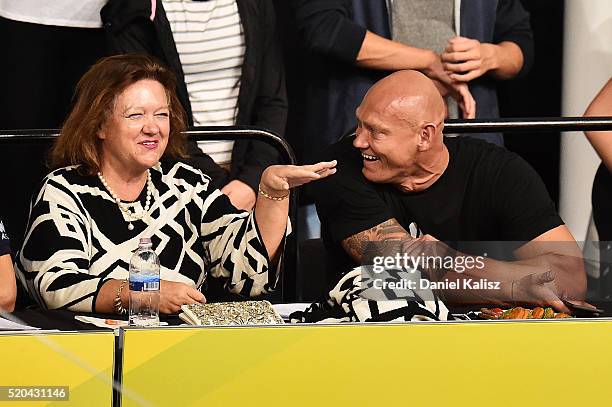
[{"x1": 139, "y1": 237, "x2": 152, "y2": 246}]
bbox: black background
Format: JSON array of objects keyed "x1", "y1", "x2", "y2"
[{"x1": 499, "y1": 0, "x2": 564, "y2": 206}]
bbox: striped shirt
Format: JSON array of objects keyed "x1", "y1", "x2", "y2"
[{"x1": 163, "y1": 0, "x2": 245, "y2": 166}]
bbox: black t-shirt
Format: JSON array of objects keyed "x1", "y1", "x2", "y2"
[
  {"x1": 314, "y1": 136, "x2": 563, "y2": 276},
  {"x1": 0, "y1": 217, "x2": 10, "y2": 257}
]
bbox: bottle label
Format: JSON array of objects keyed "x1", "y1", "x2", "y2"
[
  {"x1": 129, "y1": 277, "x2": 160, "y2": 292},
  {"x1": 143, "y1": 281, "x2": 160, "y2": 291}
]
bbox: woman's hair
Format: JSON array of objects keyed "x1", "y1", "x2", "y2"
[{"x1": 50, "y1": 53, "x2": 187, "y2": 175}]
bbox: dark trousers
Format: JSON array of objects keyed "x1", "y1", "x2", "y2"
[{"x1": 0, "y1": 16, "x2": 106, "y2": 129}]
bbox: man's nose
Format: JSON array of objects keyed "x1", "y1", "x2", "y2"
[{"x1": 353, "y1": 130, "x2": 369, "y2": 149}]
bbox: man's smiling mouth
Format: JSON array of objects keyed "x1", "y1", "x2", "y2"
[{"x1": 361, "y1": 153, "x2": 380, "y2": 161}]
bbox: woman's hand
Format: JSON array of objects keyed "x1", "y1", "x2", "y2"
[
  {"x1": 159, "y1": 280, "x2": 206, "y2": 314},
  {"x1": 254, "y1": 161, "x2": 336, "y2": 261},
  {"x1": 259, "y1": 160, "x2": 337, "y2": 196}
]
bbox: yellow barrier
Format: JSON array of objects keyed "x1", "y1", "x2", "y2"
[
  {"x1": 120, "y1": 320, "x2": 612, "y2": 407},
  {"x1": 0, "y1": 331, "x2": 115, "y2": 407}
]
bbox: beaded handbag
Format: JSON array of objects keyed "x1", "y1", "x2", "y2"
[{"x1": 179, "y1": 301, "x2": 284, "y2": 326}]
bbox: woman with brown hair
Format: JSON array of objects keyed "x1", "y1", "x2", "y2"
[{"x1": 15, "y1": 54, "x2": 336, "y2": 314}]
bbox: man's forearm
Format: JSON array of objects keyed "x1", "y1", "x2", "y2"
[
  {"x1": 432, "y1": 271, "x2": 513, "y2": 305},
  {"x1": 343, "y1": 219, "x2": 581, "y2": 308},
  {"x1": 416, "y1": 247, "x2": 585, "y2": 306},
  {"x1": 400, "y1": 239, "x2": 545, "y2": 305},
  {"x1": 356, "y1": 31, "x2": 436, "y2": 72},
  {"x1": 349, "y1": 225, "x2": 549, "y2": 287},
  {"x1": 483, "y1": 41, "x2": 524, "y2": 80},
  {"x1": 412, "y1": 240, "x2": 585, "y2": 302}
]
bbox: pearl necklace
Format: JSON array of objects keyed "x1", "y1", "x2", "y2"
[{"x1": 97, "y1": 169, "x2": 153, "y2": 230}]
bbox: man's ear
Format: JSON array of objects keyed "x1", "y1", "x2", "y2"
[{"x1": 417, "y1": 123, "x2": 436, "y2": 151}]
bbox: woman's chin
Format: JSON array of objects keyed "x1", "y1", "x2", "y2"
[
  {"x1": 128, "y1": 160, "x2": 158, "y2": 174},
  {"x1": 137, "y1": 154, "x2": 162, "y2": 169}
]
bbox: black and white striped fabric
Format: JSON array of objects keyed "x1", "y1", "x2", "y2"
[
  {"x1": 163, "y1": 0, "x2": 245, "y2": 165},
  {"x1": 290, "y1": 268, "x2": 451, "y2": 323},
  {"x1": 15, "y1": 161, "x2": 278, "y2": 312}
]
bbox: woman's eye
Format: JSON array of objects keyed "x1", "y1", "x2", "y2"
[
  {"x1": 127, "y1": 113, "x2": 143, "y2": 119},
  {"x1": 156, "y1": 112, "x2": 169, "y2": 118}
]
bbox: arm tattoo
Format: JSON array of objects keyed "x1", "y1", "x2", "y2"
[
  {"x1": 341, "y1": 219, "x2": 455, "y2": 280},
  {"x1": 341, "y1": 219, "x2": 410, "y2": 263}
]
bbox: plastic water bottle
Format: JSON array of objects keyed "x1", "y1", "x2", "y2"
[{"x1": 129, "y1": 237, "x2": 160, "y2": 327}]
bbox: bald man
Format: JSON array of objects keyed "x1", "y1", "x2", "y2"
[{"x1": 313, "y1": 70, "x2": 586, "y2": 310}]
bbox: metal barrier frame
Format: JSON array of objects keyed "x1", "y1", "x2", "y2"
[
  {"x1": 1, "y1": 118, "x2": 611, "y2": 303},
  {"x1": 2, "y1": 117, "x2": 611, "y2": 142},
  {"x1": 442, "y1": 116, "x2": 612, "y2": 133}
]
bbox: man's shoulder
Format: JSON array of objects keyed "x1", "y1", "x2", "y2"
[
  {"x1": 446, "y1": 136, "x2": 521, "y2": 174},
  {"x1": 445, "y1": 136, "x2": 546, "y2": 204},
  {"x1": 446, "y1": 135, "x2": 513, "y2": 156}
]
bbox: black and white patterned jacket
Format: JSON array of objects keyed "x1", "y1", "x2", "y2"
[{"x1": 15, "y1": 161, "x2": 279, "y2": 312}]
